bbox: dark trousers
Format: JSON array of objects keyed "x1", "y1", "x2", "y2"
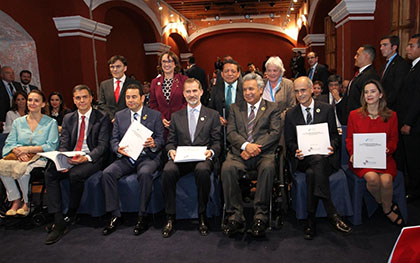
[
  {"x1": 397, "y1": 133, "x2": 420, "y2": 197},
  {"x1": 45, "y1": 160, "x2": 102, "y2": 215},
  {"x1": 297, "y1": 155, "x2": 337, "y2": 216},
  {"x1": 161, "y1": 160, "x2": 213, "y2": 215},
  {"x1": 221, "y1": 153, "x2": 275, "y2": 223},
  {"x1": 102, "y1": 155, "x2": 161, "y2": 216}
]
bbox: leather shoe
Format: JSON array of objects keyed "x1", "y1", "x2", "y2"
[
  {"x1": 133, "y1": 216, "x2": 149, "y2": 236},
  {"x1": 328, "y1": 214, "x2": 352, "y2": 234},
  {"x1": 103, "y1": 216, "x2": 122, "y2": 236},
  {"x1": 45, "y1": 222, "x2": 68, "y2": 245},
  {"x1": 303, "y1": 219, "x2": 316, "y2": 240},
  {"x1": 162, "y1": 214, "x2": 175, "y2": 238},
  {"x1": 223, "y1": 220, "x2": 245, "y2": 237},
  {"x1": 198, "y1": 214, "x2": 209, "y2": 236},
  {"x1": 251, "y1": 219, "x2": 267, "y2": 237}
]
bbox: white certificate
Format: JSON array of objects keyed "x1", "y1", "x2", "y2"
[
  {"x1": 174, "y1": 146, "x2": 207, "y2": 163},
  {"x1": 296, "y1": 122, "x2": 331, "y2": 156},
  {"x1": 353, "y1": 133, "x2": 386, "y2": 169},
  {"x1": 119, "y1": 121, "x2": 153, "y2": 160}
]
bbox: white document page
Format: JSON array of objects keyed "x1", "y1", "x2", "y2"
[
  {"x1": 174, "y1": 146, "x2": 207, "y2": 163},
  {"x1": 353, "y1": 133, "x2": 386, "y2": 169},
  {"x1": 119, "y1": 121, "x2": 153, "y2": 160},
  {"x1": 296, "y1": 122, "x2": 331, "y2": 156},
  {"x1": 38, "y1": 151, "x2": 86, "y2": 171}
]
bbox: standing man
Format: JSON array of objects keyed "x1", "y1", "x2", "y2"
[
  {"x1": 396, "y1": 34, "x2": 420, "y2": 202},
  {"x1": 335, "y1": 45, "x2": 379, "y2": 125},
  {"x1": 221, "y1": 73, "x2": 281, "y2": 237},
  {"x1": 45, "y1": 85, "x2": 111, "y2": 245},
  {"x1": 379, "y1": 35, "x2": 410, "y2": 111},
  {"x1": 306, "y1": 52, "x2": 329, "y2": 90},
  {"x1": 161, "y1": 78, "x2": 221, "y2": 238},
  {"x1": 285, "y1": 77, "x2": 352, "y2": 240},
  {"x1": 101, "y1": 84, "x2": 164, "y2": 236},
  {"x1": 0, "y1": 66, "x2": 23, "y2": 131},
  {"x1": 98, "y1": 55, "x2": 142, "y2": 120},
  {"x1": 19, "y1": 70, "x2": 39, "y2": 94},
  {"x1": 186, "y1": 56, "x2": 209, "y2": 106}
]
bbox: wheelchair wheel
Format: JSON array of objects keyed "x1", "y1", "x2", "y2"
[{"x1": 32, "y1": 212, "x2": 47, "y2": 226}]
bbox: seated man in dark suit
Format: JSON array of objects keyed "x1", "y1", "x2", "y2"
[
  {"x1": 101, "y1": 84, "x2": 164, "y2": 236},
  {"x1": 221, "y1": 73, "x2": 281, "y2": 237},
  {"x1": 161, "y1": 78, "x2": 221, "y2": 238},
  {"x1": 45, "y1": 85, "x2": 111, "y2": 245},
  {"x1": 284, "y1": 77, "x2": 352, "y2": 240}
]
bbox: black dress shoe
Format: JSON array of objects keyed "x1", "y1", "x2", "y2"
[
  {"x1": 223, "y1": 220, "x2": 245, "y2": 237},
  {"x1": 251, "y1": 219, "x2": 267, "y2": 237},
  {"x1": 328, "y1": 214, "x2": 352, "y2": 234},
  {"x1": 162, "y1": 214, "x2": 175, "y2": 238},
  {"x1": 45, "y1": 222, "x2": 68, "y2": 245},
  {"x1": 103, "y1": 216, "x2": 122, "y2": 236},
  {"x1": 133, "y1": 216, "x2": 149, "y2": 236},
  {"x1": 303, "y1": 218, "x2": 316, "y2": 240},
  {"x1": 198, "y1": 214, "x2": 209, "y2": 236}
]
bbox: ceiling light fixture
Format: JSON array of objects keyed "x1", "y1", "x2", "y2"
[
  {"x1": 157, "y1": 1, "x2": 163, "y2": 11},
  {"x1": 215, "y1": 15, "x2": 220, "y2": 21},
  {"x1": 170, "y1": 12, "x2": 174, "y2": 17}
]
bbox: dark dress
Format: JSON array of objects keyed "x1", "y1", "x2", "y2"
[{"x1": 50, "y1": 108, "x2": 71, "y2": 126}]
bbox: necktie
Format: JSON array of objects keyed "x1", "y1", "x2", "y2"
[
  {"x1": 7, "y1": 83, "x2": 14, "y2": 107},
  {"x1": 226, "y1": 84, "x2": 233, "y2": 110},
  {"x1": 347, "y1": 71, "x2": 360, "y2": 95},
  {"x1": 133, "y1": 112, "x2": 139, "y2": 121},
  {"x1": 381, "y1": 60, "x2": 389, "y2": 79},
  {"x1": 247, "y1": 105, "x2": 256, "y2": 142},
  {"x1": 115, "y1": 80, "x2": 121, "y2": 103},
  {"x1": 305, "y1": 107, "x2": 312, "y2": 125},
  {"x1": 189, "y1": 108, "x2": 197, "y2": 142},
  {"x1": 75, "y1": 116, "x2": 86, "y2": 151},
  {"x1": 308, "y1": 67, "x2": 314, "y2": 80}
]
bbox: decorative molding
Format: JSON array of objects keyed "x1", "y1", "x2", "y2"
[
  {"x1": 307, "y1": 0, "x2": 319, "y2": 27},
  {"x1": 303, "y1": 34, "x2": 325, "y2": 46},
  {"x1": 53, "y1": 15, "x2": 112, "y2": 41},
  {"x1": 292, "y1": 47, "x2": 306, "y2": 54},
  {"x1": 329, "y1": 0, "x2": 376, "y2": 24},
  {"x1": 180, "y1": 53, "x2": 193, "y2": 61},
  {"x1": 201, "y1": 13, "x2": 281, "y2": 22},
  {"x1": 143, "y1": 42, "x2": 171, "y2": 55},
  {"x1": 335, "y1": 16, "x2": 375, "y2": 28}
]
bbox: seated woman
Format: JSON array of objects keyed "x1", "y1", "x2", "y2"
[
  {"x1": 0, "y1": 90, "x2": 59, "y2": 216},
  {"x1": 47, "y1": 91, "x2": 70, "y2": 133},
  {"x1": 3, "y1": 91, "x2": 28, "y2": 133},
  {"x1": 346, "y1": 79, "x2": 402, "y2": 225}
]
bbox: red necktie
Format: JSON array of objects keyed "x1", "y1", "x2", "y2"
[
  {"x1": 115, "y1": 80, "x2": 121, "y2": 103},
  {"x1": 75, "y1": 116, "x2": 86, "y2": 151}
]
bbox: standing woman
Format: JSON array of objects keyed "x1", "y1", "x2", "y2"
[
  {"x1": 0, "y1": 90, "x2": 59, "y2": 216},
  {"x1": 48, "y1": 91, "x2": 70, "y2": 132},
  {"x1": 3, "y1": 91, "x2": 28, "y2": 133},
  {"x1": 149, "y1": 51, "x2": 188, "y2": 130},
  {"x1": 346, "y1": 79, "x2": 402, "y2": 225}
]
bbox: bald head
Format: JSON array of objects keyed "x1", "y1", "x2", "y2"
[{"x1": 1, "y1": 66, "x2": 15, "y2": 83}]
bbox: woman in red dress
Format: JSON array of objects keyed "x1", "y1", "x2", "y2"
[
  {"x1": 149, "y1": 51, "x2": 188, "y2": 130},
  {"x1": 346, "y1": 79, "x2": 403, "y2": 225}
]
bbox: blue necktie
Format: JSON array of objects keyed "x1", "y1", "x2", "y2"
[
  {"x1": 308, "y1": 67, "x2": 314, "y2": 80},
  {"x1": 226, "y1": 84, "x2": 233, "y2": 110},
  {"x1": 189, "y1": 108, "x2": 197, "y2": 142},
  {"x1": 133, "y1": 112, "x2": 139, "y2": 121}
]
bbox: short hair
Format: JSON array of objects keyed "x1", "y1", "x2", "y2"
[
  {"x1": 362, "y1": 44, "x2": 376, "y2": 61},
  {"x1": 0, "y1": 66, "x2": 12, "y2": 75},
  {"x1": 157, "y1": 51, "x2": 181, "y2": 74},
  {"x1": 184, "y1": 78, "x2": 202, "y2": 90},
  {"x1": 411, "y1": 34, "x2": 420, "y2": 46},
  {"x1": 327, "y1": 74, "x2": 342, "y2": 85},
  {"x1": 188, "y1": 56, "x2": 195, "y2": 64},
  {"x1": 242, "y1": 73, "x2": 265, "y2": 90},
  {"x1": 19, "y1": 70, "x2": 32, "y2": 77},
  {"x1": 29, "y1": 89, "x2": 46, "y2": 102},
  {"x1": 222, "y1": 59, "x2": 241, "y2": 72},
  {"x1": 308, "y1": 51, "x2": 318, "y2": 57},
  {"x1": 126, "y1": 83, "x2": 144, "y2": 96},
  {"x1": 73, "y1": 84, "x2": 93, "y2": 96},
  {"x1": 381, "y1": 35, "x2": 400, "y2": 50},
  {"x1": 265, "y1": 56, "x2": 285, "y2": 76},
  {"x1": 313, "y1": 80, "x2": 324, "y2": 90},
  {"x1": 247, "y1": 62, "x2": 254, "y2": 67},
  {"x1": 108, "y1": 55, "x2": 127, "y2": 66}
]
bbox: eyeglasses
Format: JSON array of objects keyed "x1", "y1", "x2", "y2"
[{"x1": 162, "y1": 60, "x2": 174, "y2": 64}]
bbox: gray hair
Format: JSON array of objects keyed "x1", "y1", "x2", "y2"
[
  {"x1": 265, "y1": 56, "x2": 285, "y2": 76},
  {"x1": 243, "y1": 72, "x2": 265, "y2": 89},
  {"x1": 294, "y1": 76, "x2": 313, "y2": 88}
]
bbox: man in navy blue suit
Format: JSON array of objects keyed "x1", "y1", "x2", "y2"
[{"x1": 102, "y1": 84, "x2": 165, "y2": 236}]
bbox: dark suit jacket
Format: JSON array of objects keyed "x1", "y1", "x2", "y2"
[
  {"x1": 227, "y1": 99, "x2": 281, "y2": 157},
  {"x1": 381, "y1": 55, "x2": 410, "y2": 111},
  {"x1": 397, "y1": 61, "x2": 420, "y2": 133},
  {"x1": 285, "y1": 101, "x2": 340, "y2": 171},
  {"x1": 110, "y1": 107, "x2": 164, "y2": 160},
  {"x1": 60, "y1": 108, "x2": 111, "y2": 163},
  {"x1": 0, "y1": 80, "x2": 24, "y2": 122},
  {"x1": 307, "y1": 63, "x2": 329, "y2": 89},
  {"x1": 336, "y1": 65, "x2": 379, "y2": 125},
  {"x1": 166, "y1": 105, "x2": 221, "y2": 159},
  {"x1": 186, "y1": 64, "x2": 209, "y2": 105},
  {"x1": 314, "y1": 94, "x2": 329, "y2": 103},
  {"x1": 208, "y1": 80, "x2": 244, "y2": 119},
  {"x1": 149, "y1": 73, "x2": 188, "y2": 121},
  {"x1": 98, "y1": 77, "x2": 141, "y2": 119}
]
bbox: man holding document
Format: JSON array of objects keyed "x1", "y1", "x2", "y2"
[
  {"x1": 45, "y1": 85, "x2": 111, "y2": 245},
  {"x1": 101, "y1": 84, "x2": 164, "y2": 236},
  {"x1": 161, "y1": 78, "x2": 221, "y2": 238},
  {"x1": 284, "y1": 76, "x2": 352, "y2": 240}
]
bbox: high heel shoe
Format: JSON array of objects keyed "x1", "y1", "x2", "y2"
[
  {"x1": 6, "y1": 209, "x2": 17, "y2": 216},
  {"x1": 16, "y1": 208, "x2": 29, "y2": 217}
]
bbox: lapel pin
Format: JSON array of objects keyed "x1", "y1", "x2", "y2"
[
  {"x1": 143, "y1": 114, "x2": 148, "y2": 120},
  {"x1": 261, "y1": 106, "x2": 266, "y2": 111},
  {"x1": 316, "y1": 108, "x2": 320, "y2": 113},
  {"x1": 157, "y1": 82, "x2": 161, "y2": 85},
  {"x1": 200, "y1": 117, "x2": 205, "y2": 121}
]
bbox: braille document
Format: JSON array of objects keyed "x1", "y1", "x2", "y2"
[
  {"x1": 296, "y1": 122, "x2": 331, "y2": 156},
  {"x1": 119, "y1": 121, "x2": 153, "y2": 161},
  {"x1": 174, "y1": 146, "x2": 207, "y2": 163},
  {"x1": 353, "y1": 133, "x2": 386, "y2": 169},
  {"x1": 38, "y1": 151, "x2": 86, "y2": 171}
]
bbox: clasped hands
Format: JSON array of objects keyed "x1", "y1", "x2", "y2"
[
  {"x1": 117, "y1": 137, "x2": 156, "y2": 158},
  {"x1": 240, "y1": 143, "x2": 262, "y2": 160},
  {"x1": 295, "y1": 146, "x2": 334, "y2": 160},
  {"x1": 12, "y1": 146, "x2": 33, "y2": 162}
]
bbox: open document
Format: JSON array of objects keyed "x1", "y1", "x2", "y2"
[
  {"x1": 174, "y1": 146, "x2": 207, "y2": 163},
  {"x1": 119, "y1": 121, "x2": 153, "y2": 160},
  {"x1": 297, "y1": 122, "x2": 331, "y2": 156},
  {"x1": 353, "y1": 133, "x2": 386, "y2": 169},
  {"x1": 38, "y1": 151, "x2": 86, "y2": 171}
]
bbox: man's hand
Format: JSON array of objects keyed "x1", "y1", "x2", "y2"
[
  {"x1": 296, "y1": 149, "x2": 304, "y2": 160},
  {"x1": 327, "y1": 146, "x2": 334, "y2": 156},
  {"x1": 117, "y1": 146, "x2": 130, "y2": 157},
  {"x1": 204, "y1": 150, "x2": 212, "y2": 160},
  {"x1": 143, "y1": 137, "x2": 156, "y2": 148},
  {"x1": 245, "y1": 143, "x2": 262, "y2": 157},
  {"x1": 240, "y1": 150, "x2": 251, "y2": 160},
  {"x1": 68, "y1": 155, "x2": 88, "y2": 164},
  {"x1": 169, "y1": 150, "x2": 176, "y2": 161},
  {"x1": 163, "y1": 119, "x2": 171, "y2": 128},
  {"x1": 401, "y1": 125, "x2": 411, "y2": 135},
  {"x1": 219, "y1": 116, "x2": 228, "y2": 126},
  {"x1": 331, "y1": 89, "x2": 341, "y2": 102}
]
